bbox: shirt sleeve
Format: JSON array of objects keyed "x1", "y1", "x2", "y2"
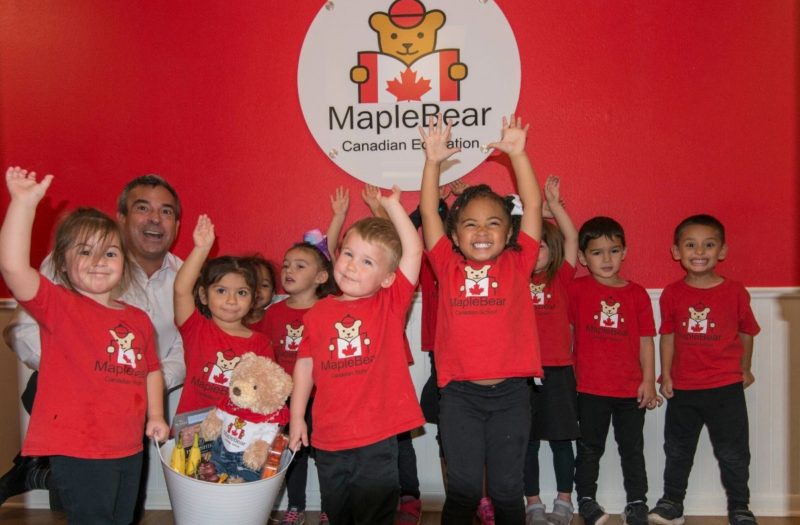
[
  {"x1": 658, "y1": 285, "x2": 676, "y2": 335},
  {"x1": 634, "y1": 285, "x2": 657, "y2": 337},
  {"x1": 736, "y1": 285, "x2": 761, "y2": 336}
]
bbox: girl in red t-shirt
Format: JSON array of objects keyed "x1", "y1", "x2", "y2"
[
  {"x1": 242, "y1": 254, "x2": 276, "y2": 326},
  {"x1": 420, "y1": 115, "x2": 544, "y2": 524},
  {"x1": 0, "y1": 167, "x2": 169, "y2": 524},
  {"x1": 524, "y1": 175, "x2": 581, "y2": 525}
]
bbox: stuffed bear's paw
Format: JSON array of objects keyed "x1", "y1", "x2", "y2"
[{"x1": 242, "y1": 440, "x2": 270, "y2": 470}]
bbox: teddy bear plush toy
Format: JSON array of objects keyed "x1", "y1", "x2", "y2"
[{"x1": 199, "y1": 352, "x2": 293, "y2": 482}]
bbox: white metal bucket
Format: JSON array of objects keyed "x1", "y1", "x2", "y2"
[{"x1": 156, "y1": 439, "x2": 293, "y2": 525}]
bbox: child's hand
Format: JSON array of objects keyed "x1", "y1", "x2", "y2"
[
  {"x1": 330, "y1": 186, "x2": 349, "y2": 217},
  {"x1": 5, "y1": 167, "x2": 53, "y2": 206},
  {"x1": 418, "y1": 114, "x2": 460, "y2": 164},
  {"x1": 449, "y1": 179, "x2": 468, "y2": 197},
  {"x1": 742, "y1": 369, "x2": 755, "y2": 388},
  {"x1": 377, "y1": 185, "x2": 402, "y2": 210},
  {"x1": 659, "y1": 377, "x2": 674, "y2": 399},
  {"x1": 288, "y1": 421, "x2": 308, "y2": 452},
  {"x1": 486, "y1": 114, "x2": 530, "y2": 156},
  {"x1": 361, "y1": 184, "x2": 382, "y2": 214},
  {"x1": 192, "y1": 214, "x2": 215, "y2": 250},
  {"x1": 146, "y1": 417, "x2": 170, "y2": 443},
  {"x1": 638, "y1": 381, "x2": 662, "y2": 410},
  {"x1": 542, "y1": 175, "x2": 566, "y2": 219}
]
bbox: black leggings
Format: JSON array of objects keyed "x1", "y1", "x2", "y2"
[{"x1": 524, "y1": 439, "x2": 575, "y2": 496}]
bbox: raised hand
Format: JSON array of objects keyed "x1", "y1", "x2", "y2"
[
  {"x1": 449, "y1": 179, "x2": 468, "y2": 197},
  {"x1": 486, "y1": 114, "x2": 530, "y2": 156},
  {"x1": 5, "y1": 167, "x2": 54, "y2": 206},
  {"x1": 418, "y1": 114, "x2": 461, "y2": 164},
  {"x1": 331, "y1": 186, "x2": 350, "y2": 216},
  {"x1": 192, "y1": 214, "x2": 215, "y2": 250},
  {"x1": 377, "y1": 185, "x2": 402, "y2": 209},
  {"x1": 361, "y1": 184, "x2": 382, "y2": 213},
  {"x1": 542, "y1": 175, "x2": 566, "y2": 218}
]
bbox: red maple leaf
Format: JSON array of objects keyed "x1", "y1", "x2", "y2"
[
  {"x1": 469, "y1": 283, "x2": 484, "y2": 295},
  {"x1": 212, "y1": 371, "x2": 228, "y2": 384},
  {"x1": 532, "y1": 294, "x2": 542, "y2": 304},
  {"x1": 386, "y1": 67, "x2": 431, "y2": 102},
  {"x1": 287, "y1": 341, "x2": 299, "y2": 351},
  {"x1": 342, "y1": 343, "x2": 358, "y2": 357},
  {"x1": 602, "y1": 317, "x2": 615, "y2": 326},
  {"x1": 690, "y1": 322, "x2": 703, "y2": 332},
  {"x1": 121, "y1": 352, "x2": 132, "y2": 364}
]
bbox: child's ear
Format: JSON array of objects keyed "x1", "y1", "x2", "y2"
[
  {"x1": 719, "y1": 243, "x2": 729, "y2": 260},
  {"x1": 381, "y1": 271, "x2": 397, "y2": 289},
  {"x1": 671, "y1": 245, "x2": 681, "y2": 260},
  {"x1": 621, "y1": 246, "x2": 628, "y2": 260},
  {"x1": 198, "y1": 286, "x2": 209, "y2": 305},
  {"x1": 577, "y1": 250, "x2": 588, "y2": 267},
  {"x1": 314, "y1": 270, "x2": 329, "y2": 285}
]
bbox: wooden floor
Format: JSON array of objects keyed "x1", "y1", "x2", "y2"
[{"x1": 0, "y1": 508, "x2": 798, "y2": 525}]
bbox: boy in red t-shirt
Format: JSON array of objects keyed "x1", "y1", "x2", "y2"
[
  {"x1": 289, "y1": 187, "x2": 425, "y2": 525},
  {"x1": 568, "y1": 216, "x2": 660, "y2": 525},
  {"x1": 649, "y1": 215, "x2": 760, "y2": 525}
]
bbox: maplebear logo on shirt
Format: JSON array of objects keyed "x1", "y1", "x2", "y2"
[
  {"x1": 682, "y1": 305, "x2": 715, "y2": 334},
  {"x1": 594, "y1": 299, "x2": 623, "y2": 329},
  {"x1": 106, "y1": 323, "x2": 142, "y2": 369},
  {"x1": 203, "y1": 350, "x2": 241, "y2": 386},
  {"x1": 328, "y1": 314, "x2": 371, "y2": 359},
  {"x1": 460, "y1": 265, "x2": 498, "y2": 297},
  {"x1": 529, "y1": 282, "x2": 550, "y2": 305},
  {"x1": 227, "y1": 417, "x2": 246, "y2": 440},
  {"x1": 282, "y1": 321, "x2": 304, "y2": 352},
  {"x1": 351, "y1": 0, "x2": 468, "y2": 104}
]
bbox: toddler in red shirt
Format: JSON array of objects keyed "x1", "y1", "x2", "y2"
[
  {"x1": 569, "y1": 216, "x2": 660, "y2": 525},
  {"x1": 648, "y1": 215, "x2": 760, "y2": 525},
  {"x1": 289, "y1": 186, "x2": 425, "y2": 525}
]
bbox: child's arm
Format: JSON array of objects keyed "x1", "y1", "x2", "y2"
[
  {"x1": 0, "y1": 167, "x2": 54, "y2": 302},
  {"x1": 145, "y1": 370, "x2": 169, "y2": 441},
  {"x1": 543, "y1": 175, "x2": 578, "y2": 267},
  {"x1": 419, "y1": 116, "x2": 460, "y2": 250},
  {"x1": 658, "y1": 333, "x2": 675, "y2": 399},
  {"x1": 739, "y1": 333, "x2": 755, "y2": 388},
  {"x1": 326, "y1": 187, "x2": 350, "y2": 258},
  {"x1": 487, "y1": 115, "x2": 543, "y2": 242},
  {"x1": 361, "y1": 184, "x2": 389, "y2": 219},
  {"x1": 173, "y1": 214, "x2": 215, "y2": 327},
  {"x1": 288, "y1": 357, "x2": 314, "y2": 451},
  {"x1": 378, "y1": 186, "x2": 422, "y2": 285},
  {"x1": 638, "y1": 336, "x2": 661, "y2": 409}
]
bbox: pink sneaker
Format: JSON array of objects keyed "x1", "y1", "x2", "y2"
[
  {"x1": 477, "y1": 497, "x2": 496, "y2": 525},
  {"x1": 395, "y1": 495, "x2": 422, "y2": 524}
]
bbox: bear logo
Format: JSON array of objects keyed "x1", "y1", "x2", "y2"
[
  {"x1": 204, "y1": 350, "x2": 241, "y2": 386},
  {"x1": 683, "y1": 305, "x2": 715, "y2": 334},
  {"x1": 351, "y1": 0, "x2": 468, "y2": 103},
  {"x1": 593, "y1": 299, "x2": 623, "y2": 329},
  {"x1": 329, "y1": 315, "x2": 371, "y2": 359},
  {"x1": 460, "y1": 265, "x2": 498, "y2": 297},
  {"x1": 282, "y1": 321, "x2": 304, "y2": 353},
  {"x1": 529, "y1": 282, "x2": 550, "y2": 305},
  {"x1": 106, "y1": 323, "x2": 142, "y2": 369}
]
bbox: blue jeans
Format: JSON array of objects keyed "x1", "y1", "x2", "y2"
[
  {"x1": 439, "y1": 378, "x2": 531, "y2": 525},
  {"x1": 209, "y1": 438, "x2": 261, "y2": 482}
]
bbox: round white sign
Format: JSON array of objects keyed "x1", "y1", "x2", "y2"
[{"x1": 297, "y1": 0, "x2": 521, "y2": 190}]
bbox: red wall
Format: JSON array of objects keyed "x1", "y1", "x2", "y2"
[{"x1": 1, "y1": 0, "x2": 797, "y2": 293}]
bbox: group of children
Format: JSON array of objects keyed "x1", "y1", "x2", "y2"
[{"x1": 0, "y1": 112, "x2": 759, "y2": 525}]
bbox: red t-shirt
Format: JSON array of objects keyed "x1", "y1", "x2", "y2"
[
  {"x1": 252, "y1": 299, "x2": 310, "y2": 376},
  {"x1": 20, "y1": 278, "x2": 159, "y2": 459},
  {"x1": 427, "y1": 232, "x2": 544, "y2": 387},
  {"x1": 530, "y1": 263, "x2": 576, "y2": 366},
  {"x1": 297, "y1": 270, "x2": 425, "y2": 451},
  {"x1": 659, "y1": 278, "x2": 760, "y2": 390},
  {"x1": 176, "y1": 310, "x2": 272, "y2": 415},
  {"x1": 568, "y1": 276, "x2": 656, "y2": 397},
  {"x1": 419, "y1": 254, "x2": 438, "y2": 352}
]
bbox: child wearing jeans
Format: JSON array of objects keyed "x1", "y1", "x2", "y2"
[
  {"x1": 289, "y1": 186, "x2": 425, "y2": 525},
  {"x1": 649, "y1": 215, "x2": 760, "y2": 525},
  {"x1": 568, "y1": 216, "x2": 660, "y2": 525}
]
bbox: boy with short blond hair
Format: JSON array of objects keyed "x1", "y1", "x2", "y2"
[
  {"x1": 289, "y1": 188, "x2": 425, "y2": 525},
  {"x1": 649, "y1": 214, "x2": 760, "y2": 525},
  {"x1": 568, "y1": 216, "x2": 659, "y2": 525}
]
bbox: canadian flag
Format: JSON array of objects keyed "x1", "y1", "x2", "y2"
[{"x1": 357, "y1": 49, "x2": 461, "y2": 103}]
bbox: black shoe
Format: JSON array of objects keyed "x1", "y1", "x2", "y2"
[
  {"x1": 648, "y1": 498, "x2": 685, "y2": 525},
  {"x1": 0, "y1": 454, "x2": 49, "y2": 505},
  {"x1": 578, "y1": 498, "x2": 609, "y2": 525},
  {"x1": 622, "y1": 501, "x2": 649, "y2": 525},
  {"x1": 729, "y1": 509, "x2": 758, "y2": 525}
]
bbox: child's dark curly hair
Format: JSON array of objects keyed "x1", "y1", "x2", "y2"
[
  {"x1": 445, "y1": 184, "x2": 522, "y2": 255},
  {"x1": 287, "y1": 242, "x2": 339, "y2": 298},
  {"x1": 194, "y1": 256, "x2": 258, "y2": 318}
]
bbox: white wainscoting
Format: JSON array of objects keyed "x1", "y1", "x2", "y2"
[{"x1": 14, "y1": 288, "x2": 800, "y2": 515}]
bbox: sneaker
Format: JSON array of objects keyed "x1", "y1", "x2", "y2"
[
  {"x1": 319, "y1": 512, "x2": 330, "y2": 524},
  {"x1": 648, "y1": 498, "x2": 685, "y2": 525},
  {"x1": 477, "y1": 496, "x2": 496, "y2": 525},
  {"x1": 525, "y1": 502, "x2": 548, "y2": 525},
  {"x1": 729, "y1": 509, "x2": 758, "y2": 525},
  {"x1": 547, "y1": 499, "x2": 575, "y2": 525},
  {"x1": 0, "y1": 454, "x2": 49, "y2": 505},
  {"x1": 395, "y1": 495, "x2": 422, "y2": 524},
  {"x1": 622, "y1": 501, "x2": 649, "y2": 525},
  {"x1": 578, "y1": 498, "x2": 609, "y2": 525},
  {"x1": 280, "y1": 506, "x2": 306, "y2": 525}
]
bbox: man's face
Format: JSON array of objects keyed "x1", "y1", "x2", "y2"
[{"x1": 118, "y1": 185, "x2": 179, "y2": 264}]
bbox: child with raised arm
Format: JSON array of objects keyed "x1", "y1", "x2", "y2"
[
  {"x1": 524, "y1": 175, "x2": 581, "y2": 525},
  {"x1": 648, "y1": 215, "x2": 760, "y2": 525},
  {"x1": 0, "y1": 167, "x2": 169, "y2": 524},
  {"x1": 568, "y1": 217, "x2": 659, "y2": 525},
  {"x1": 288, "y1": 186, "x2": 425, "y2": 525},
  {"x1": 420, "y1": 115, "x2": 544, "y2": 525}
]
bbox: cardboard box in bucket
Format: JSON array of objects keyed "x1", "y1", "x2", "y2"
[{"x1": 156, "y1": 439, "x2": 293, "y2": 525}]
